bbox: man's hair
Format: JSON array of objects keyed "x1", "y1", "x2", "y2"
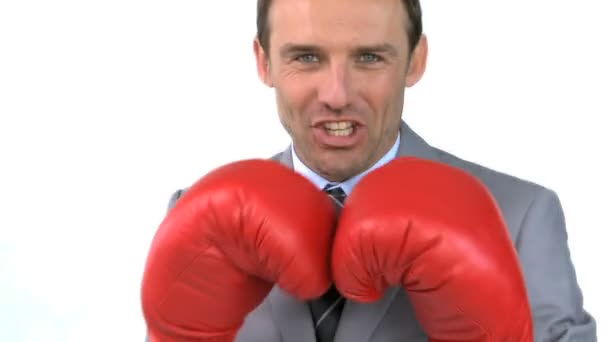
[{"x1": 256, "y1": 0, "x2": 423, "y2": 54}]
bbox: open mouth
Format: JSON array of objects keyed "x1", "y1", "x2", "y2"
[
  {"x1": 323, "y1": 121, "x2": 355, "y2": 136},
  {"x1": 312, "y1": 120, "x2": 364, "y2": 148}
]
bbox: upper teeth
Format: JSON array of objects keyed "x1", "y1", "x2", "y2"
[{"x1": 323, "y1": 121, "x2": 353, "y2": 130}]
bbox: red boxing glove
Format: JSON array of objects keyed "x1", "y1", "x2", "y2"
[
  {"x1": 141, "y1": 159, "x2": 336, "y2": 341},
  {"x1": 332, "y1": 157, "x2": 533, "y2": 341}
]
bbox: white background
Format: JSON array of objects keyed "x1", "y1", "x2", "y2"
[{"x1": 1, "y1": 1, "x2": 606, "y2": 340}]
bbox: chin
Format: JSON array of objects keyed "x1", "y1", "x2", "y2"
[{"x1": 318, "y1": 160, "x2": 362, "y2": 182}]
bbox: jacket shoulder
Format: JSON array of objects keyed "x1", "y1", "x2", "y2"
[{"x1": 431, "y1": 147, "x2": 553, "y2": 238}]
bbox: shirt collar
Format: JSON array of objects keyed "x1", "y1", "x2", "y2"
[{"x1": 291, "y1": 132, "x2": 400, "y2": 195}]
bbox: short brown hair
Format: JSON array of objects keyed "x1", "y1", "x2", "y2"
[{"x1": 256, "y1": 0, "x2": 423, "y2": 54}]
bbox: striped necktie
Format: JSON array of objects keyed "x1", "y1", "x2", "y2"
[{"x1": 310, "y1": 184, "x2": 347, "y2": 342}]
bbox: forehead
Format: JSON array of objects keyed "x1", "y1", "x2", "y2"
[{"x1": 268, "y1": 0, "x2": 408, "y2": 48}]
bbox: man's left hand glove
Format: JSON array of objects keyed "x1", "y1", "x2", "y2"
[{"x1": 331, "y1": 157, "x2": 533, "y2": 341}]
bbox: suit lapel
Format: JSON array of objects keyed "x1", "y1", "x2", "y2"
[
  {"x1": 332, "y1": 287, "x2": 401, "y2": 341},
  {"x1": 267, "y1": 121, "x2": 439, "y2": 342},
  {"x1": 268, "y1": 287, "x2": 317, "y2": 342}
]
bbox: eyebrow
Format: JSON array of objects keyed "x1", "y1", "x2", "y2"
[
  {"x1": 279, "y1": 43, "x2": 400, "y2": 58},
  {"x1": 355, "y1": 43, "x2": 399, "y2": 57},
  {"x1": 279, "y1": 43, "x2": 320, "y2": 58}
]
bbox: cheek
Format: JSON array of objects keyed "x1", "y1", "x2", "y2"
[
  {"x1": 359, "y1": 74, "x2": 402, "y2": 119},
  {"x1": 274, "y1": 88, "x2": 310, "y2": 139},
  {"x1": 276, "y1": 73, "x2": 318, "y2": 121}
]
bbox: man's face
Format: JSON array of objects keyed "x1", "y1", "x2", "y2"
[{"x1": 255, "y1": 0, "x2": 427, "y2": 182}]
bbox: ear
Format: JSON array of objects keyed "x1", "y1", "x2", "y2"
[
  {"x1": 405, "y1": 34, "x2": 428, "y2": 87},
  {"x1": 253, "y1": 38, "x2": 273, "y2": 87}
]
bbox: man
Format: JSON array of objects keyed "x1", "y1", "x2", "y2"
[{"x1": 141, "y1": 0, "x2": 596, "y2": 341}]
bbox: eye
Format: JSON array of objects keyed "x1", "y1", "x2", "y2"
[
  {"x1": 358, "y1": 53, "x2": 381, "y2": 63},
  {"x1": 295, "y1": 54, "x2": 320, "y2": 64}
]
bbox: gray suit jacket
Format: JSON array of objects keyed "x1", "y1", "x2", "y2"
[{"x1": 165, "y1": 121, "x2": 596, "y2": 341}]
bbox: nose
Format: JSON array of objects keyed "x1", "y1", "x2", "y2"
[{"x1": 317, "y1": 63, "x2": 350, "y2": 112}]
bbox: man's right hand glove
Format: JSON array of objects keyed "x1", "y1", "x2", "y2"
[{"x1": 141, "y1": 159, "x2": 336, "y2": 342}]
